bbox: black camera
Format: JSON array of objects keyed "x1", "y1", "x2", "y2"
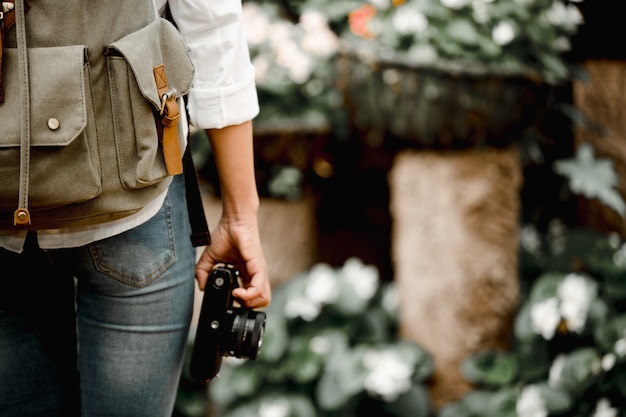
[{"x1": 189, "y1": 263, "x2": 266, "y2": 382}]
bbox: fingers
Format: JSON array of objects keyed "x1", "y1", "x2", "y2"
[
  {"x1": 232, "y1": 283, "x2": 271, "y2": 308},
  {"x1": 232, "y1": 288, "x2": 264, "y2": 308}
]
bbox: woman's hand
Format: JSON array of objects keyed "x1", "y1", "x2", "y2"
[{"x1": 195, "y1": 216, "x2": 271, "y2": 308}]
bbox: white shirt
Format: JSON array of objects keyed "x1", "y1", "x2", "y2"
[{"x1": 0, "y1": 0, "x2": 259, "y2": 253}]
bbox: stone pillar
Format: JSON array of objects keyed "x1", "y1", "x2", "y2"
[
  {"x1": 573, "y1": 60, "x2": 626, "y2": 236},
  {"x1": 389, "y1": 147, "x2": 521, "y2": 408}
]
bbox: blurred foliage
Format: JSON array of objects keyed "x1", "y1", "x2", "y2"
[
  {"x1": 209, "y1": 258, "x2": 435, "y2": 417},
  {"x1": 439, "y1": 224, "x2": 626, "y2": 417},
  {"x1": 176, "y1": 1, "x2": 626, "y2": 416}
]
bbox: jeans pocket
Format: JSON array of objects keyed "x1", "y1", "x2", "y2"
[{"x1": 87, "y1": 195, "x2": 176, "y2": 287}]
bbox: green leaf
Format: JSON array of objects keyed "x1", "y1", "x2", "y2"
[
  {"x1": 515, "y1": 340, "x2": 551, "y2": 382},
  {"x1": 316, "y1": 347, "x2": 367, "y2": 410},
  {"x1": 459, "y1": 389, "x2": 517, "y2": 417},
  {"x1": 554, "y1": 143, "x2": 626, "y2": 216},
  {"x1": 259, "y1": 310, "x2": 289, "y2": 362},
  {"x1": 222, "y1": 394, "x2": 317, "y2": 417},
  {"x1": 537, "y1": 51, "x2": 569, "y2": 83},
  {"x1": 593, "y1": 313, "x2": 626, "y2": 352},
  {"x1": 556, "y1": 348, "x2": 600, "y2": 394},
  {"x1": 528, "y1": 272, "x2": 565, "y2": 302},
  {"x1": 208, "y1": 361, "x2": 264, "y2": 406},
  {"x1": 513, "y1": 303, "x2": 538, "y2": 343},
  {"x1": 538, "y1": 383, "x2": 573, "y2": 414},
  {"x1": 445, "y1": 18, "x2": 481, "y2": 45},
  {"x1": 484, "y1": 388, "x2": 518, "y2": 417},
  {"x1": 437, "y1": 402, "x2": 471, "y2": 417},
  {"x1": 288, "y1": 343, "x2": 324, "y2": 384},
  {"x1": 461, "y1": 350, "x2": 519, "y2": 387},
  {"x1": 380, "y1": 385, "x2": 432, "y2": 417}
]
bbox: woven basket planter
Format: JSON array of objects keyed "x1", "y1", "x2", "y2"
[{"x1": 336, "y1": 42, "x2": 549, "y2": 149}]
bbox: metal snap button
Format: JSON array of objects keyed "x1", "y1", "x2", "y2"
[{"x1": 47, "y1": 118, "x2": 60, "y2": 130}]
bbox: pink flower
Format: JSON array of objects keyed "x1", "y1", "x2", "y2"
[{"x1": 349, "y1": 4, "x2": 378, "y2": 38}]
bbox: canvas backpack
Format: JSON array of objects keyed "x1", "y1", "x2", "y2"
[{"x1": 0, "y1": 0, "x2": 196, "y2": 230}]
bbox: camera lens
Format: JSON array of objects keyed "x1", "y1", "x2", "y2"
[{"x1": 224, "y1": 308, "x2": 266, "y2": 359}]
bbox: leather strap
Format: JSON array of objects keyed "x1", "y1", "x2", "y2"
[{"x1": 153, "y1": 63, "x2": 183, "y2": 175}]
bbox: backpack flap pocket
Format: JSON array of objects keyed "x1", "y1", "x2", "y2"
[
  {"x1": 0, "y1": 45, "x2": 101, "y2": 212},
  {"x1": 106, "y1": 18, "x2": 194, "y2": 190}
]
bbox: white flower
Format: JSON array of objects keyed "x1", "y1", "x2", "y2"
[
  {"x1": 392, "y1": 6, "x2": 429, "y2": 35},
  {"x1": 516, "y1": 385, "x2": 548, "y2": 417},
  {"x1": 530, "y1": 297, "x2": 560, "y2": 340},
  {"x1": 306, "y1": 263, "x2": 340, "y2": 305},
  {"x1": 544, "y1": 1, "x2": 584, "y2": 33},
  {"x1": 601, "y1": 353, "x2": 616, "y2": 372},
  {"x1": 548, "y1": 354, "x2": 566, "y2": 388},
  {"x1": 558, "y1": 273, "x2": 593, "y2": 333},
  {"x1": 520, "y1": 225, "x2": 542, "y2": 256},
  {"x1": 309, "y1": 335, "x2": 333, "y2": 355},
  {"x1": 472, "y1": 0, "x2": 491, "y2": 24},
  {"x1": 341, "y1": 258, "x2": 379, "y2": 301},
  {"x1": 492, "y1": 21, "x2": 515, "y2": 45},
  {"x1": 381, "y1": 283, "x2": 399, "y2": 314},
  {"x1": 553, "y1": 36, "x2": 572, "y2": 52},
  {"x1": 300, "y1": 11, "x2": 338, "y2": 57},
  {"x1": 614, "y1": 337, "x2": 626, "y2": 357},
  {"x1": 440, "y1": 0, "x2": 471, "y2": 9},
  {"x1": 363, "y1": 349, "x2": 413, "y2": 401},
  {"x1": 548, "y1": 219, "x2": 567, "y2": 255},
  {"x1": 612, "y1": 242, "x2": 626, "y2": 266},
  {"x1": 284, "y1": 296, "x2": 321, "y2": 321},
  {"x1": 259, "y1": 398, "x2": 290, "y2": 417},
  {"x1": 608, "y1": 233, "x2": 622, "y2": 250},
  {"x1": 593, "y1": 398, "x2": 618, "y2": 417}
]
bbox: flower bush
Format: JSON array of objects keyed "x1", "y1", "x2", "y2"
[
  {"x1": 343, "y1": 0, "x2": 586, "y2": 83},
  {"x1": 438, "y1": 224, "x2": 626, "y2": 417},
  {"x1": 242, "y1": 1, "x2": 343, "y2": 124},
  {"x1": 209, "y1": 258, "x2": 435, "y2": 417}
]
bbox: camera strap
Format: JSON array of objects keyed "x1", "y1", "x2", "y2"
[{"x1": 183, "y1": 143, "x2": 211, "y2": 247}]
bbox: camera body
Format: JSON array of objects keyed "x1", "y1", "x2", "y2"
[{"x1": 189, "y1": 263, "x2": 266, "y2": 382}]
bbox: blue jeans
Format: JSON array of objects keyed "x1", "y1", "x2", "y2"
[{"x1": 0, "y1": 175, "x2": 196, "y2": 417}]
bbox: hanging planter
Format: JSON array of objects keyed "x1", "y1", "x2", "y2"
[
  {"x1": 331, "y1": 0, "x2": 586, "y2": 149},
  {"x1": 336, "y1": 41, "x2": 549, "y2": 149}
]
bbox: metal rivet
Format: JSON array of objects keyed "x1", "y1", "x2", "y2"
[
  {"x1": 17, "y1": 211, "x2": 28, "y2": 221},
  {"x1": 47, "y1": 118, "x2": 60, "y2": 130}
]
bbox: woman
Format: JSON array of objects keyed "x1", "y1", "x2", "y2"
[{"x1": 0, "y1": 0, "x2": 270, "y2": 416}]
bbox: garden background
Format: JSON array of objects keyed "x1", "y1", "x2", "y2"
[{"x1": 175, "y1": 1, "x2": 626, "y2": 416}]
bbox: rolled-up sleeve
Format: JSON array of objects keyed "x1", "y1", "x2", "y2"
[{"x1": 166, "y1": 0, "x2": 259, "y2": 129}]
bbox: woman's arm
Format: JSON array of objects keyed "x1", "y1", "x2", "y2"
[{"x1": 194, "y1": 120, "x2": 271, "y2": 308}]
